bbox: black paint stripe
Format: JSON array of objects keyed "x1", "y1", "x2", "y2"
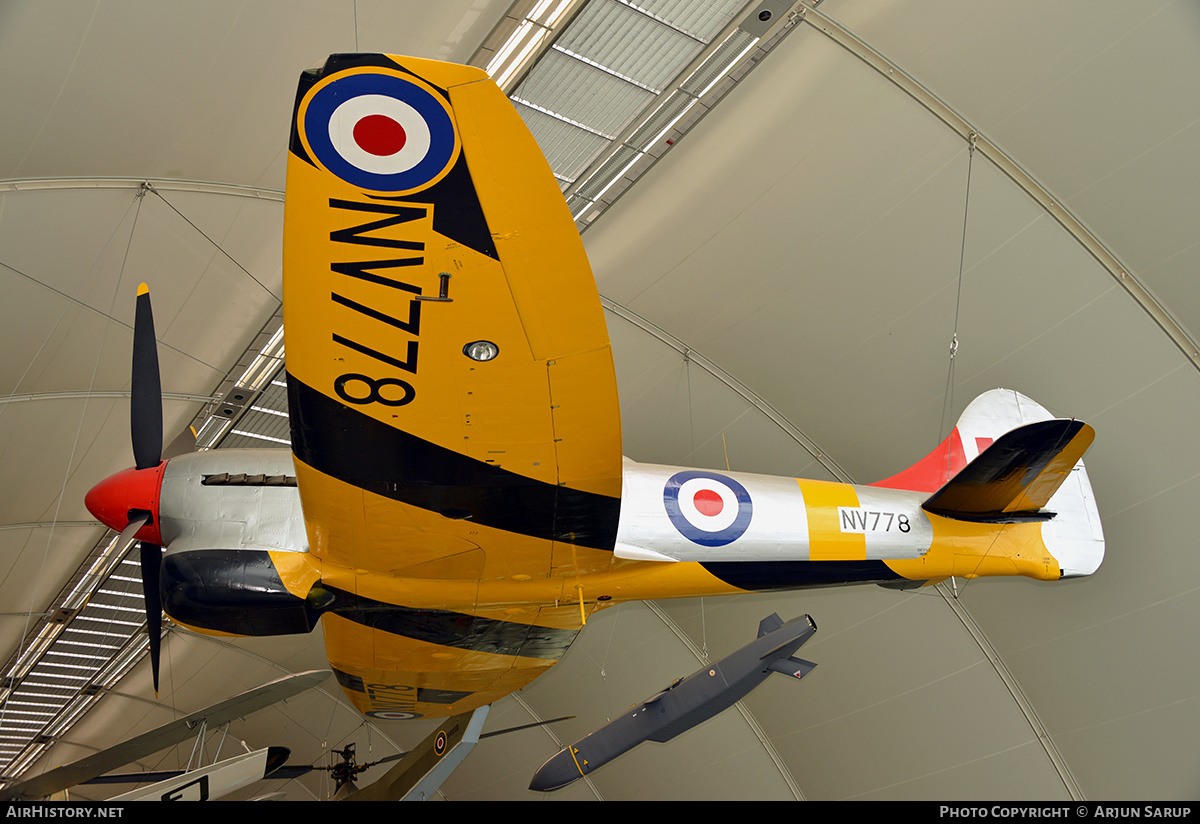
[
  {"x1": 417, "y1": 686, "x2": 474, "y2": 705},
  {"x1": 323, "y1": 584, "x2": 578, "y2": 660},
  {"x1": 287, "y1": 374, "x2": 621, "y2": 550},
  {"x1": 369, "y1": 155, "x2": 499, "y2": 261},
  {"x1": 701, "y1": 560, "x2": 904, "y2": 591}
]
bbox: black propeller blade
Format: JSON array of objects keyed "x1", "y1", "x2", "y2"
[
  {"x1": 131, "y1": 283, "x2": 162, "y2": 471},
  {"x1": 130, "y1": 283, "x2": 164, "y2": 694},
  {"x1": 140, "y1": 536, "x2": 163, "y2": 695},
  {"x1": 113, "y1": 513, "x2": 161, "y2": 692}
]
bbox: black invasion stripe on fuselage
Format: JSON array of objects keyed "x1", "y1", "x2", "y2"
[
  {"x1": 287, "y1": 374, "x2": 620, "y2": 550},
  {"x1": 700, "y1": 560, "x2": 904, "y2": 591}
]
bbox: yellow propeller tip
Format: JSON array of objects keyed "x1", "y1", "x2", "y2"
[{"x1": 137, "y1": 283, "x2": 149, "y2": 296}]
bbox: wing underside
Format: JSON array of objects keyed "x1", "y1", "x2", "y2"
[{"x1": 283, "y1": 54, "x2": 622, "y2": 717}]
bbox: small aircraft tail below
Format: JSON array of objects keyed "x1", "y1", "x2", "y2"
[{"x1": 873, "y1": 389, "x2": 1105, "y2": 578}]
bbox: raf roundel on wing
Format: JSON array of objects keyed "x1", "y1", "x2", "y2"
[
  {"x1": 367, "y1": 709, "x2": 420, "y2": 721},
  {"x1": 663, "y1": 470, "x2": 753, "y2": 547},
  {"x1": 300, "y1": 68, "x2": 459, "y2": 194}
]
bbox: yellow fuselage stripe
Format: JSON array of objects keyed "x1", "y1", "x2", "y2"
[{"x1": 797, "y1": 479, "x2": 866, "y2": 561}]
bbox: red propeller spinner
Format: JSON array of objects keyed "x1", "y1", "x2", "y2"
[{"x1": 84, "y1": 462, "x2": 166, "y2": 547}]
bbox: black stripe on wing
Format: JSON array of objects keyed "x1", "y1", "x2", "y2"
[{"x1": 287, "y1": 373, "x2": 620, "y2": 550}]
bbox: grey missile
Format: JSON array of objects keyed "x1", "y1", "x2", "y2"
[{"x1": 529, "y1": 613, "x2": 817, "y2": 792}]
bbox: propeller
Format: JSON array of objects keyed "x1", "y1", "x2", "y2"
[
  {"x1": 130, "y1": 284, "x2": 165, "y2": 695},
  {"x1": 268, "y1": 743, "x2": 405, "y2": 794},
  {"x1": 86, "y1": 284, "x2": 199, "y2": 695},
  {"x1": 88, "y1": 283, "x2": 166, "y2": 697},
  {"x1": 131, "y1": 284, "x2": 163, "y2": 471},
  {"x1": 267, "y1": 717, "x2": 575, "y2": 798}
]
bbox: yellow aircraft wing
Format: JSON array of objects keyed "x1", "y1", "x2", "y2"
[{"x1": 283, "y1": 54, "x2": 622, "y2": 718}]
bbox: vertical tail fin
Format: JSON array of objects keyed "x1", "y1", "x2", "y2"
[{"x1": 874, "y1": 389, "x2": 1105, "y2": 578}]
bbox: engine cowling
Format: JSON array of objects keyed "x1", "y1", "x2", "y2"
[{"x1": 150, "y1": 449, "x2": 320, "y2": 637}]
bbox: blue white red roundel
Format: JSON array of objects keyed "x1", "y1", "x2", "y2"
[
  {"x1": 663, "y1": 470, "x2": 753, "y2": 547},
  {"x1": 367, "y1": 709, "x2": 422, "y2": 720},
  {"x1": 299, "y1": 68, "x2": 458, "y2": 194}
]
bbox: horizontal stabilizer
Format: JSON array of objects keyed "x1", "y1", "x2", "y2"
[
  {"x1": 922, "y1": 419, "x2": 1094, "y2": 522},
  {"x1": 768, "y1": 657, "x2": 816, "y2": 680}
]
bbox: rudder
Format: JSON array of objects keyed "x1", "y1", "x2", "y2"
[{"x1": 874, "y1": 389, "x2": 1104, "y2": 578}]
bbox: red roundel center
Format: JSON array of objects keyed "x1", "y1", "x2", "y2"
[
  {"x1": 353, "y1": 114, "x2": 407, "y2": 156},
  {"x1": 692, "y1": 488, "x2": 724, "y2": 517}
]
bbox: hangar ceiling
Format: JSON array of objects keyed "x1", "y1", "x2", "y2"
[{"x1": 1, "y1": 0, "x2": 1198, "y2": 801}]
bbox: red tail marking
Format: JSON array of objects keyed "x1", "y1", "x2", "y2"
[{"x1": 871, "y1": 428, "x2": 967, "y2": 494}]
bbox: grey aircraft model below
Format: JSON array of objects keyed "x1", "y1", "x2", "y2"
[{"x1": 529, "y1": 613, "x2": 818, "y2": 792}]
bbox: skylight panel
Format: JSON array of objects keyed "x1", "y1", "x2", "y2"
[
  {"x1": 558, "y1": 0, "x2": 704, "y2": 91},
  {"x1": 515, "y1": 49, "x2": 654, "y2": 137},
  {"x1": 513, "y1": 102, "x2": 612, "y2": 182}
]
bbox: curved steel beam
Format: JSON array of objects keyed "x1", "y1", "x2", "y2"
[
  {"x1": 795, "y1": 4, "x2": 1088, "y2": 798},
  {"x1": 0, "y1": 521, "x2": 100, "y2": 532},
  {"x1": 0, "y1": 391, "x2": 215, "y2": 406},
  {"x1": 0, "y1": 177, "x2": 283, "y2": 201},
  {"x1": 799, "y1": 2, "x2": 1200, "y2": 372},
  {"x1": 601, "y1": 298, "x2": 853, "y2": 483}
]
